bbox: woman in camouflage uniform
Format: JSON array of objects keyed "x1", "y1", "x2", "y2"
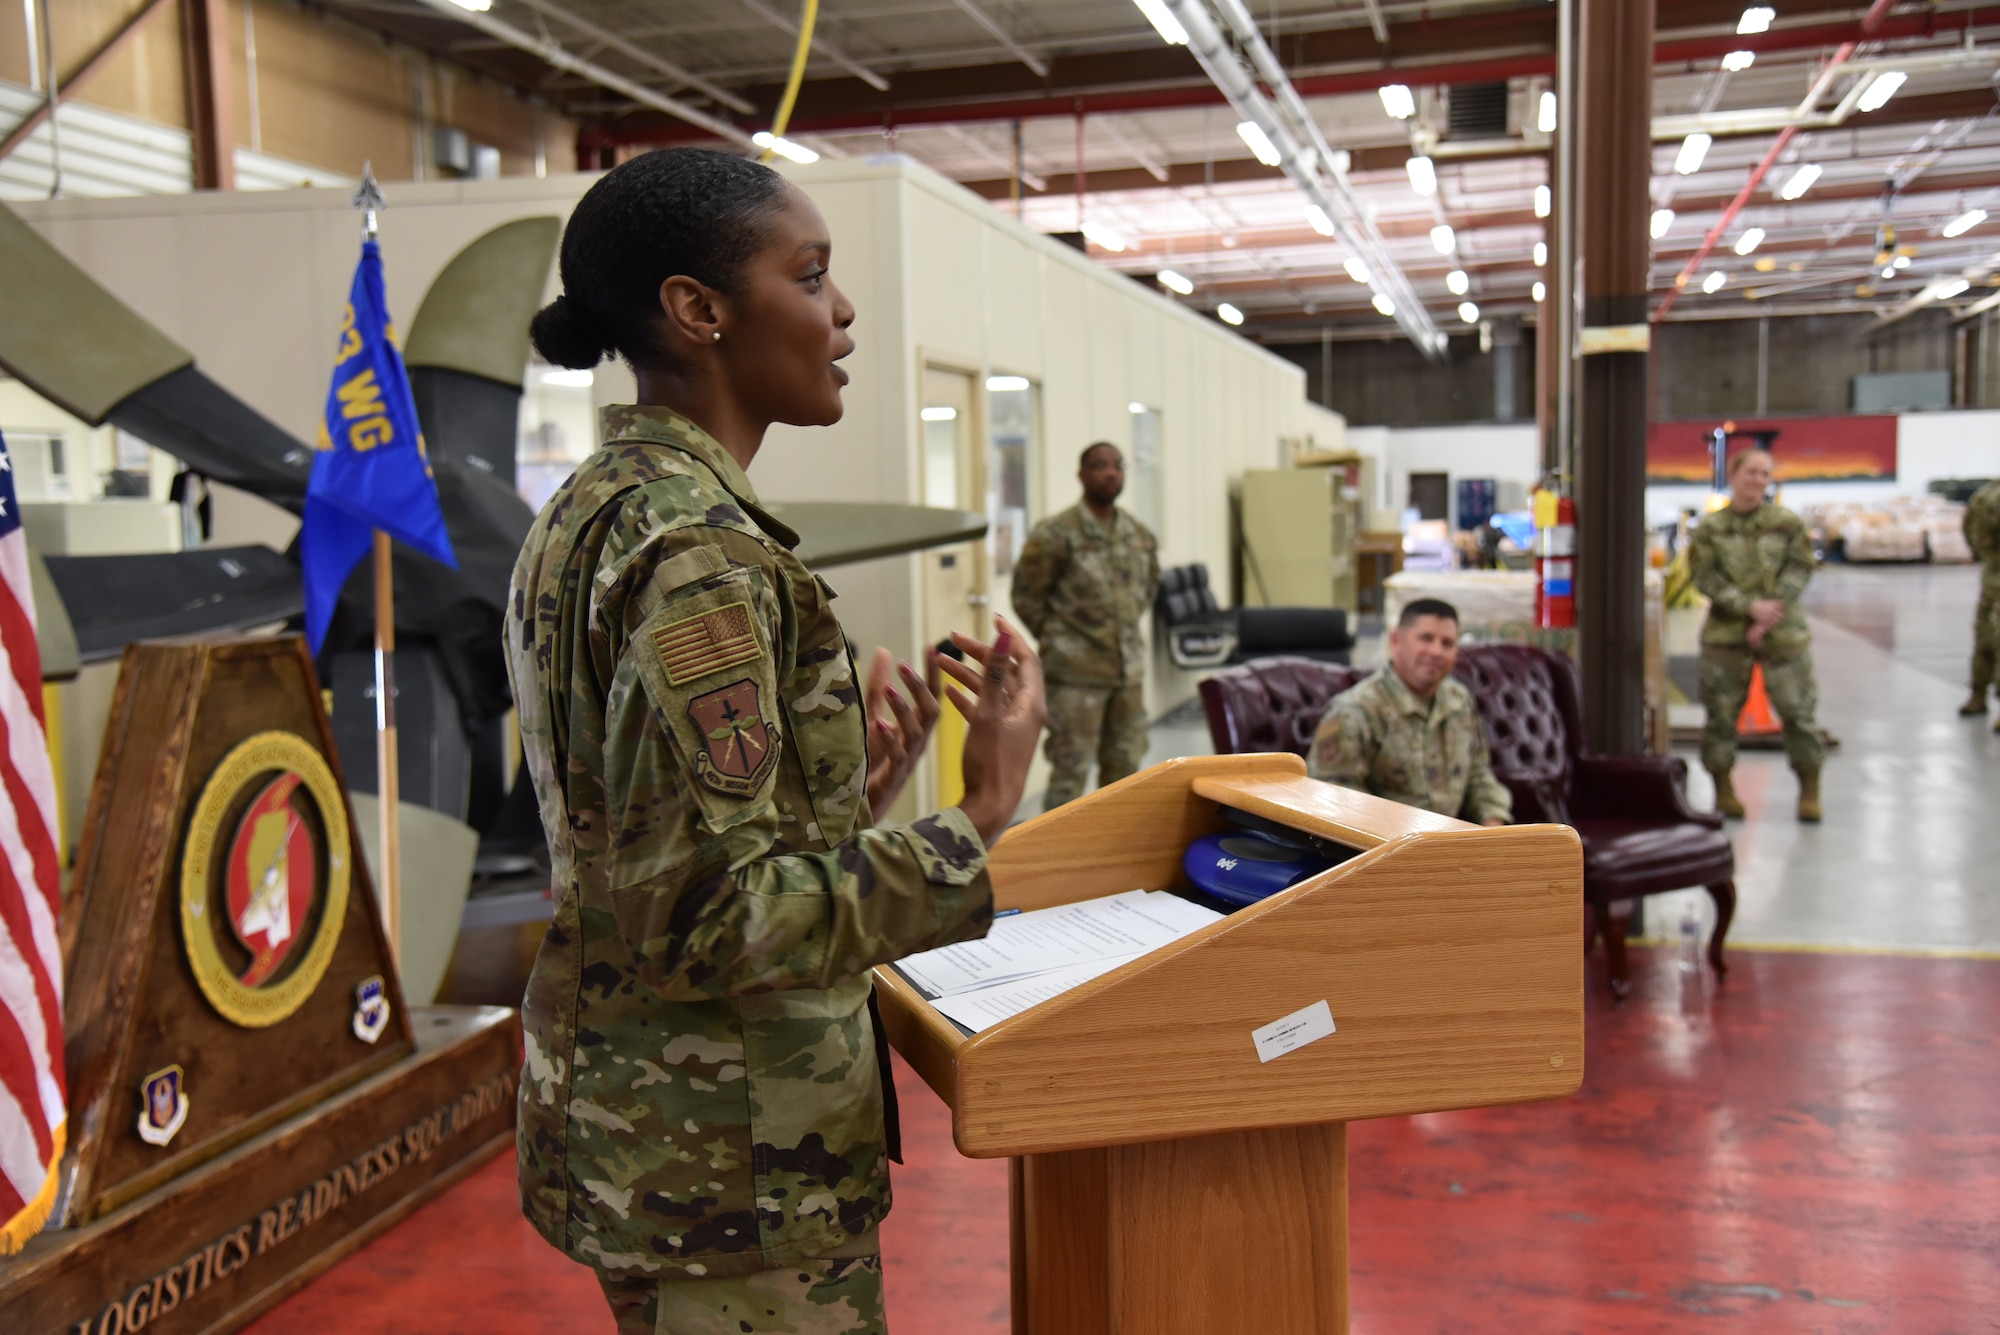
[
  {"x1": 505, "y1": 150, "x2": 1045, "y2": 1335},
  {"x1": 1689, "y1": 448, "x2": 1824, "y2": 822}
]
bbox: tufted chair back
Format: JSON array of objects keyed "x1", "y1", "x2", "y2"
[
  {"x1": 1198, "y1": 656, "x2": 1367, "y2": 757},
  {"x1": 1450, "y1": 645, "x2": 1581, "y2": 825}
]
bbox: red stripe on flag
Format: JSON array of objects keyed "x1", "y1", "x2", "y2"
[{"x1": 0, "y1": 982, "x2": 53, "y2": 1170}]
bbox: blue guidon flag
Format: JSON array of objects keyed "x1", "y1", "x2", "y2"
[{"x1": 300, "y1": 238, "x2": 456, "y2": 652}]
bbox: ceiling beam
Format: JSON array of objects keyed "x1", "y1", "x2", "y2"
[{"x1": 573, "y1": 3, "x2": 1990, "y2": 147}]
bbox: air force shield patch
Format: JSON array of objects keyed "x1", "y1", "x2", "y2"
[
  {"x1": 352, "y1": 974, "x2": 390, "y2": 1043},
  {"x1": 137, "y1": 1065, "x2": 189, "y2": 1148},
  {"x1": 687, "y1": 678, "x2": 778, "y2": 796}
]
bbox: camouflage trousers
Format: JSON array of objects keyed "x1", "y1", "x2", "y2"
[
  {"x1": 596, "y1": 1232, "x2": 884, "y2": 1335},
  {"x1": 1699, "y1": 644, "x2": 1824, "y2": 775},
  {"x1": 1970, "y1": 571, "x2": 1998, "y2": 697},
  {"x1": 1043, "y1": 681, "x2": 1148, "y2": 810}
]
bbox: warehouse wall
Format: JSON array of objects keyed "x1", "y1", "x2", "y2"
[
  {"x1": 0, "y1": 0, "x2": 574, "y2": 186},
  {"x1": 1314, "y1": 309, "x2": 1995, "y2": 430}
]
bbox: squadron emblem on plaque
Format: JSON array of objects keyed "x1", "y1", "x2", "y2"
[
  {"x1": 136, "y1": 1065, "x2": 189, "y2": 1148},
  {"x1": 180, "y1": 731, "x2": 351, "y2": 1029},
  {"x1": 352, "y1": 974, "x2": 391, "y2": 1043}
]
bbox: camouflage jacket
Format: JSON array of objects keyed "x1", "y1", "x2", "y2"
[
  {"x1": 1689, "y1": 502, "x2": 1816, "y2": 653},
  {"x1": 1307, "y1": 667, "x2": 1512, "y2": 825},
  {"x1": 1010, "y1": 502, "x2": 1159, "y2": 686},
  {"x1": 504, "y1": 405, "x2": 994, "y2": 1282},
  {"x1": 1966, "y1": 479, "x2": 2000, "y2": 573}
]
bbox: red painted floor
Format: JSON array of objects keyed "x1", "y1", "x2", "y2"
[{"x1": 245, "y1": 948, "x2": 2000, "y2": 1334}]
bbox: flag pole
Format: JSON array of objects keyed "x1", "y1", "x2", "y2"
[{"x1": 353, "y1": 164, "x2": 400, "y2": 972}]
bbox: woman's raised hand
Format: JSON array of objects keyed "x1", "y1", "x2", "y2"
[
  {"x1": 863, "y1": 645, "x2": 942, "y2": 817},
  {"x1": 937, "y1": 616, "x2": 1048, "y2": 848}
]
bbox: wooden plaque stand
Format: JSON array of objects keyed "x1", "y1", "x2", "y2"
[
  {"x1": 1, "y1": 637, "x2": 521, "y2": 1333},
  {"x1": 875, "y1": 754, "x2": 1584, "y2": 1335}
]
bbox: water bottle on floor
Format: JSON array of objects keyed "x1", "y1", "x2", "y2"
[{"x1": 1678, "y1": 907, "x2": 1701, "y2": 973}]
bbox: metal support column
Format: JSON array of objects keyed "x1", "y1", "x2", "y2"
[
  {"x1": 181, "y1": 0, "x2": 235, "y2": 189},
  {"x1": 1574, "y1": 0, "x2": 1654, "y2": 754}
]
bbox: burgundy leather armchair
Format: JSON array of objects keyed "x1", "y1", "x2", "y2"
[{"x1": 1199, "y1": 647, "x2": 1735, "y2": 997}]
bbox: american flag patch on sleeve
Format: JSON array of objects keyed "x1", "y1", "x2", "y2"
[{"x1": 654, "y1": 601, "x2": 762, "y2": 684}]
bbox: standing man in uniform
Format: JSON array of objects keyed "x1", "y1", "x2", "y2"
[
  {"x1": 1307, "y1": 598, "x2": 1511, "y2": 826},
  {"x1": 1689, "y1": 448, "x2": 1825, "y2": 822},
  {"x1": 1960, "y1": 476, "x2": 2000, "y2": 729},
  {"x1": 1011, "y1": 442, "x2": 1160, "y2": 809}
]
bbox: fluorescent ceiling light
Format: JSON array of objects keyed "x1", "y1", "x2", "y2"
[
  {"x1": 1737, "y1": 6, "x2": 1774, "y2": 35},
  {"x1": 1371, "y1": 294, "x2": 1396, "y2": 316},
  {"x1": 1217, "y1": 302, "x2": 1245, "y2": 326},
  {"x1": 1702, "y1": 270, "x2": 1727, "y2": 294},
  {"x1": 1534, "y1": 184, "x2": 1551, "y2": 218},
  {"x1": 1734, "y1": 227, "x2": 1765, "y2": 255},
  {"x1": 1533, "y1": 241, "x2": 1548, "y2": 267},
  {"x1": 1458, "y1": 301, "x2": 1480, "y2": 324},
  {"x1": 1942, "y1": 208, "x2": 1987, "y2": 238},
  {"x1": 986, "y1": 375, "x2": 1030, "y2": 391},
  {"x1": 1156, "y1": 268, "x2": 1194, "y2": 295},
  {"x1": 1431, "y1": 224, "x2": 1456, "y2": 255},
  {"x1": 1304, "y1": 204, "x2": 1336, "y2": 237},
  {"x1": 1650, "y1": 207, "x2": 1675, "y2": 239},
  {"x1": 752, "y1": 131, "x2": 819, "y2": 164},
  {"x1": 1675, "y1": 133, "x2": 1712, "y2": 175},
  {"x1": 1131, "y1": 0, "x2": 1189, "y2": 45},
  {"x1": 442, "y1": 0, "x2": 492, "y2": 10},
  {"x1": 1445, "y1": 269, "x2": 1470, "y2": 296},
  {"x1": 1538, "y1": 92, "x2": 1557, "y2": 134},
  {"x1": 1721, "y1": 50, "x2": 1755, "y2": 73},
  {"x1": 921, "y1": 406, "x2": 957, "y2": 421},
  {"x1": 1379, "y1": 84, "x2": 1415, "y2": 120},
  {"x1": 1532, "y1": 280, "x2": 1547, "y2": 303},
  {"x1": 539, "y1": 368, "x2": 593, "y2": 388},
  {"x1": 1929, "y1": 277, "x2": 1971, "y2": 301},
  {"x1": 1778, "y1": 162, "x2": 1821, "y2": 200},
  {"x1": 1344, "y1": 256, "x2": 1371, "y2": 284},
  {"x1": 1856, "y1": 70, "x2": 1906, "y2": 114},
  {"x1": 1406, "y1": 155, "x2": 1438, "y2": 197},
  {"x1": 1080, "y1": 219, "x2": 1128, "y2": 251},
  {"x1": 1236, "y1": 121, "x2": 1283, "y2": 167}
]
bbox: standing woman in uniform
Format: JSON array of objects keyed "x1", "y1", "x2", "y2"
[
  {"x1": 505, "y1": 149, "x2": 1046, "y2": 1335},
  {"x1": 1689, "y1": 448, "x2": 1824, "y2": 822}
]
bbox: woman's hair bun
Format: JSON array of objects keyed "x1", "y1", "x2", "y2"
[{"x1": 529, "y1": 294, "x2": 612, "y2": 371}]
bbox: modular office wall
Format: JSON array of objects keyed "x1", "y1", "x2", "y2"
[{"x1": 12, "y1": 155, "x2": 1324, "y2": 800}]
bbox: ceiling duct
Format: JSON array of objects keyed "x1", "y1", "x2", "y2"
[
  {"x1": 1162, "y1": 0, "x2": 1446, "y2": 357},
  {"x1": 1446, "y1": 83, "x2": 1511, "y2": 140}
]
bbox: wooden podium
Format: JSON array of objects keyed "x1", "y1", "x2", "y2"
[{"x1": 875, "y1": 754, "x2": 1583, "y2": 1335}]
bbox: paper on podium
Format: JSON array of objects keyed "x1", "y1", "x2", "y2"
[{"x1": 894, "y1": 890, "x2": 1222, "y2": 1033}]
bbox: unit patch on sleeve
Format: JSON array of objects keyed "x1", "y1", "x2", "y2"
[
  {"x1": 687, "y1": 678, "x2": 779, "y2": 796},
  {"x1": 654, "y1": 601, "x2": 762, "y2": 684}
]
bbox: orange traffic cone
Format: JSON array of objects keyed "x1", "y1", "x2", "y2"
[{"x1": 1737, "y1": 663, "x2": 1782, "y2": 738}]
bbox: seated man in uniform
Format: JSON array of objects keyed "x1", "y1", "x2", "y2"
[{"x1": 1307, "y1": 598, "x2": 1511, "y2": 826}]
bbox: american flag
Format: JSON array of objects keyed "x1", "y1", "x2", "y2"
[{"x1": 0, "y1": 428, "x2": 64, "y2": 1254}]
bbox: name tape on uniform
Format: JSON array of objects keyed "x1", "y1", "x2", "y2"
[{"x1": 1251, "y1": 999, "x2": 1337, "y2": 1064}]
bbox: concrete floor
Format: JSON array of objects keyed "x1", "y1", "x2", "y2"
[
  {"x1": 1666, "y1": 563, "x2": 2000, "y2": 955},
  {"x1": 1136, "y1": 562, "x2": 2000, "y2": 956}
]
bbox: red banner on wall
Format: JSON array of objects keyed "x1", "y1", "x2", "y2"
[{"x1": 1646, "y1": 415, "x2": 1898, "y2": 485}]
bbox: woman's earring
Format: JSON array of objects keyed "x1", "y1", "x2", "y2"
[{"x1": 711, "y1": 331, "x2": 722, "y2": 342}]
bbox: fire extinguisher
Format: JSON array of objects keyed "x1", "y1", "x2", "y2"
[{"x1": 1534, "y1": 492, "x2": 1576, "y2": 629}]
